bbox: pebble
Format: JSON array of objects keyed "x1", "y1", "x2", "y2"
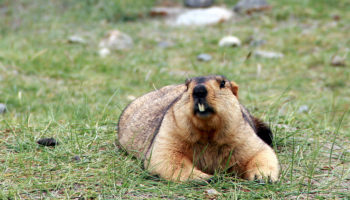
[
  {"x1": 184, "y1": 0, "x2": 214, "y2": 8},
  {"x1": 197, "y1": 53, "x2": 212, "y2": 62},
  {"x1": 254, "y1": 50, "x2": 284, "y2": 59},
  {"x1": 72, "y1": 156, "x2": 81, "y2": 162},
  {"x1": 331, "y1": 55, "x2": 346, "y2": 67},
  {"x1": 206, "y1": 188, "x2": 221, "y2": 195},
  {"x1": 127, "y1": 95, "x2": 136, "y2": 101},
  {"x1": 298, "y1": 105, "x2": 309, "y2": 113},
  {"x1": 98, "y1": 48, "x2": 111, "y2": 58},
  {"x1": 37, "y1": 137, "x2": 59, "y2": 147},
  {"x1": 99, "y1": 30, "x2": 133, "y2": 51},
  {"x1": 68, "y1": 35, "x2": 86, "y2": 44},
  {"x1": 0, "y1": 103, "x2": 6, "y2": 114},
  {"x1": 233, "y1": 0, "x2": 271, "y2": 14},
  {"x1": 218, "y1": 36, "x2": 241, "y2": 47},
  {"x1": 250, "y1": 39, "x2": 266, "y2": 47},
  {"x1": 157, "y1": 41, "x2": 174, "y2": 48},
  {"x1": 175, "y1": 7, "x2": 233, "y2": 26}
]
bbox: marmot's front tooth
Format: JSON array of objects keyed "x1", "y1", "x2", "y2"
[{"x1": 198, "y1": 103, "x2": 205, "y2": 112}]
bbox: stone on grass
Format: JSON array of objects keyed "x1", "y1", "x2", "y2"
[
  {"x1": 250, "y1": 39, "x2": 266, "y2": 47},
  {"x1": 68, "y1": 35, "x2": 86, "y2": 44},
  {"x1": 197, "y1": 53, "x2": 212, "y2": 62},
  {"x1": 0, "y1": 103, "x2": 6, "y2": 114},
  {"x1": 99, "y1": 30, "x2": 133, "y2": 51},
  {"x1": 175, "y1": 7, "x2": 233, "y2": 26},
  {"x1": 219, "y1": 36, "x2": 241, "y2": 47},
  {"x1": 206, "y1": 188, "x2": 221, "y2": 195},
  {"x1": 184, "y1": 0, "x2": 214, "y2": 8},
  {"x1": 72, "y1": 155, "x2": 81, "y2": 162},
  {"x1": 298, "y1": 105, "x2": 309, "y2": 113},
  {"x1": 254, "y1": 50, "x2": 284, "y2": 59},
  {"x1": 37, "y1": 137, "x2": 59, "y2": 147},
  {"x1": 98, "y1": 48, "x2": 111, "y2": 58},
  {"x1": 127, "y1": 95, "x2": 136, "y2": 101},
  {"x1": 157, "y1": 41, "x2": 174, "y2": 48},
  {"x1": 331, "y1": 55, "x2": 346, "y2": 67},
  {"x1": 233, "y1": 0, "x2": 271, "y2": 14}
]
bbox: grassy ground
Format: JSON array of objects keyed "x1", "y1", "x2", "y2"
[{"x1": 0, "y1": 0, "x2": 349, "y2": 199}]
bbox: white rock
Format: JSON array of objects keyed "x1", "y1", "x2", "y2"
[
  {"x1": 254, "y1": 50, "x2": 284, "y2": 59},
  {"x1": 99, "y1": 30, "x2": 133, "y2": 51},
  {"x1": 197, "y1": 53, "x2": 212, "y2": 61},
  {"x1": 218, "y1": 36, "x2": 241, "y2": 47},
  {"x1": 331, "y1": 55, "x2": 346, "y2": 67},
  {"x1": 175, "y1": 7, "x2": 233, "y2": 26},
  {"x1": 127, "y1": 95, "x2": 136, "y2": 101},
  {"x1": 0, "y1": 103, "x2": 7, "y2": 114},
  {"x1": 206, "y1": 188, "x2": 220, "y2": 195},
  {"x1": 298, "y1": 105, "x2": 309, "y2": 113},
  {"x1": 98, "y1": 48, "x2": 111, "y2": 58},
  {"x1": 68, "y1": 35, "x2": 86, "y2": 44}
]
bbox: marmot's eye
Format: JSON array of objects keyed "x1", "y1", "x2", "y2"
[{"x1": 220, "y1": 80, "x2": 226, "y2": 88}]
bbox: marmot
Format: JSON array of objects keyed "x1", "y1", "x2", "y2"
[{"x1": 118, "y1": 75, "x2": 279, "y2": 182}]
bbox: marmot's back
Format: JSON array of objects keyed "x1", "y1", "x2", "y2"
[{"x1": 117, "y1": 84, "x2": 186, "y2": 159}]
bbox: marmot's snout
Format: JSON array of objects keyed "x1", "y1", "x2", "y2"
[
  {"x1": 192, "y1": 84, "x2": 214, "y2": 118},
  {"x1": 193, "y1": 85, "x2": 207, "y2": 98}
]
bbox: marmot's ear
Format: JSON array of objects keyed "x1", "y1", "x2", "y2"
[
  {"x1": 185, "y1": 78, "x2": 191, "y2": 87},
  {"x1": 230, "y1": 81, "x2": 239, "y2": 97}
]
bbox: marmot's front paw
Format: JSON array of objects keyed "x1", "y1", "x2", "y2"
[
  {"x1": 244, "y1": 164, "x2": 279, "y2": 182},
  {"x1": 243, "y1": 149, "x2": 279, "y2": 182},
  {"x1": 173, "y1": 168, "x2": 212, "y2": 182}
]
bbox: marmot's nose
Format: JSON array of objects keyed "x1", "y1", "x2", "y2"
[{"x1": 193, "y1": 85, "x2": 207, "y2": 98}]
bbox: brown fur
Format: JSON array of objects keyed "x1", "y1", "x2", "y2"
[{"x1": 118, "y1": 75, "x2": 279, "y2": 182}]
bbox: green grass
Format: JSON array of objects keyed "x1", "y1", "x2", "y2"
[{"x1": 0, "y1": 0, "x2": 349, "y2": 199}]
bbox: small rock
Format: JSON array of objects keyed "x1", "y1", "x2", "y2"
[
  {"x1": 206, "y1": 188, "x2": 221, "y2": 195},
  {"x1": 197, "y1": 53, "x2": 212, "y2": 62},
  {"x1": 37, "y1": 137, "x2": 59, "y2": 147},
  {"x1": 175, "y1": 7, "x2": 233, "y2": 26},
  {"x1": 68, "y1": 35, "x2": 86, "y2": 44},
  {"x1": 98, "y1": 48, "x2": 111, "y2": 58},
  {"x1": 150, "y1": 7, "x2": 185, "y2": 17},
  {"x1": 157, "y1": 41, "x2": 174, "y2": 48},
  {"x1": 331, "y1": 55, "x2": 346, "y2": 67},
  {"x1": 99, "y1": 30, "x2": 133, "y2": 51},
  {"x1": 0, "y1": 103, "x2": 6, "y2": 114},
  {"x1": 127, "y1": 95, "x2": 136, "y2": 101},
  {"x1": 218, "y1": 36, "x2": 241, "y2": 47},
  {"x1": 72, "y1": 156, "x2": 81, "y2": 162},
  {"x1": 254, "y1": 50, "x2": 284, "y2": 59},
  {"x1": 184, "y1": 0, "x2": 214, "y2": 8},
  {"x1": 250, "y1": 39, "x2": 266, "y2": 47},
  {"x1": 298, "y1": 105, "x2": 309, "y2": 113},
  {"x1": 233, "y1": 0, "x2": 271, "y2": 14}
]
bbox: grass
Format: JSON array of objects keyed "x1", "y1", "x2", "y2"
[{"x1": 0, "y1": 0, "x2": 349, "y2": 199}]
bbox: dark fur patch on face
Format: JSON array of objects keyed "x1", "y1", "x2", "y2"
[{"x1": 189, "y1": 75, "x2": 227, "y2": 85}]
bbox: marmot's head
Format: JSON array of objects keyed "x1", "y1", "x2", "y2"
[{"x1": 184, "y1": 75, "x2": 239, "y2": 121}]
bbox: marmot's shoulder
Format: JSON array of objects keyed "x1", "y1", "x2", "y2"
[{"x1": 240, "y1": 105, "x2": 273, "y2": 146}]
